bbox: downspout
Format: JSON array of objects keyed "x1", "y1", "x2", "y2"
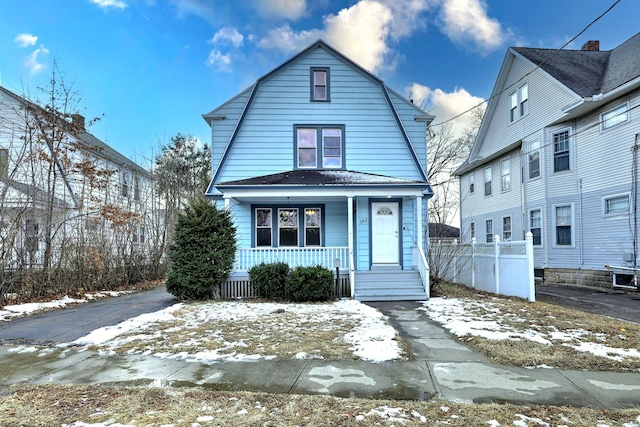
[{"x1": 633, "y1": 134, "x2": 640, "y2": 267}]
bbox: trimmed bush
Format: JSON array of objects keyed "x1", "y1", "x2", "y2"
[
  {"x1": 166, "y1": 199, "x2": 237, "y2": 300},
  {"x1": 287, "y1": 265, "x2": 334, "y2": 302},
  {"x1": 248, "y1": 262, "x2": 290, "y2": 299}
]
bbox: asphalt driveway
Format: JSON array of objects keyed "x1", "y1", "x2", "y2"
[
  {"x1": 536, "y1": 284, "x2": 640, "y2": 323},
  {"x1": 0, "y1": 286, "x2": 176, "y2": 345}
]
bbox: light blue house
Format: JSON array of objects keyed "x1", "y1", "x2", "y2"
[{"x1": 204, "y1": 40, "x2": 433, "y2": 301}]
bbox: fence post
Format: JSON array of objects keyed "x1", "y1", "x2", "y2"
[
  {"x1": 525, "y1": 231, "x2": 535, "y2": 302},
  {"x1": 453, "y1": 239, "x2": 459, "y2": 283},
  {"x1": 494, "y1": 234, "x2": 501, "y2": 295},
  {"x1": 471, "y1": 237, "x2": 476, "y2": 288}
]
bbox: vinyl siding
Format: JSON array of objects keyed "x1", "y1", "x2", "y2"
[
  {"x1": 209, "y1": 88, "x2": 252, "y2": 174},
  {"x1": 213, "y1": 47, "x2": 425, "y2": 183}
]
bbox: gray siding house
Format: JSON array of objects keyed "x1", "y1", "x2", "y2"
[
  {"x1": 204, "y1": 40, "x2": 434, "y2": 300},
  {"x1": 455, "y1": 33, "x2": 640, "y2": 289}
]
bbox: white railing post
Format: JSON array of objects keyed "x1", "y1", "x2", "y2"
[
  {"x1": 525, "y1": 231, "x2": 535, "y2": 302},
  {"x1": 471, "y1": 237, "x2": 476, "y2": 288},
  {"x1": 494, "y1": 234, "x2": 501, "y2": 294},
  {"x1": 453, "y1": 238, "x2": 459, "y2": 283}
]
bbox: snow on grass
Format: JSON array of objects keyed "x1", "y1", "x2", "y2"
[
  {"x1": 422, "y1": 297, "x2": 640, "y2": 364},
  {"x1": 68, "y1": 299, "x2": 404, "y2": 363},
  {"x1": 0, "y1": 292, "x2": 131, "y2": 322}
]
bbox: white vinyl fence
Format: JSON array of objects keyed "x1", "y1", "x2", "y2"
[{"x1": 434, "y1": 232, "x2": 535, "y2": 302}]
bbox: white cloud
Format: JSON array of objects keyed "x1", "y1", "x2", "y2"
[
  {"x1": 211, "y1": 27, "x2": 244, "y2": 48},
  {"x1": 25, "y1": 45, "x2": 50, "y2": 75},
  {"x1": 89, "y1": 0, "x2": 127, "y2": 10},
  {"x1": 409, "y1": 83, "x2": 484, "y2": 134},
  {"x1": 205, "y1": 50, "x2": 232, "y2": 72},
  {"x1": 14, "y1": 33, "x2": 38, "y2": 48},
  {"x1": 258, "y1": 24, "x2": 323, "y2": 53},
  {"x1": 255, "y1": 0, "x2": 307, "y2": 21},
  {"x1": 438, "y1": 0, "x2": 507, "y2": 53}
]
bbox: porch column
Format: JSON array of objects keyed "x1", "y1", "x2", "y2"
[
  {"x1": 224, "y1": 196, "x2": 230, "y2": 210},
  {"x1": 416, "y1": 195, "x2": 424, "y2": 250},
  {"x1": 347, "y1": 195, "x2": 355, "y2": 299}
]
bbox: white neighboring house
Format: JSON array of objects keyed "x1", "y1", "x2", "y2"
[
  {"x1": 0, "y1": 85, "x2": 155, "y2": 270},
  {"x1": 455, "y1": 33, "x2": 640, "y2": 289}
]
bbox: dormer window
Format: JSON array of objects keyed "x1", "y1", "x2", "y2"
[
  {"x1": 295, "y1": 125, "x2": 344, "y2": 169},
  {"x1": 509, "y1": 83, "x2": 528, "y2": 123},
  {"x1": 311, "y1": 67, "x2": 330, "y2": 101}
]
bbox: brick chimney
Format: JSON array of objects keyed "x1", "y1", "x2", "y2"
[
  {"x1": 581, "y1": 40, "x2": 600, "y2": 51},
  {"x1": 71, "y1": 114, "x2": 85, "y2": 131}
]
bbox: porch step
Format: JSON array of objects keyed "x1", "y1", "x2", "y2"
[{"x1": 354, "y1": 270, "x2": 427, "y2": 302}]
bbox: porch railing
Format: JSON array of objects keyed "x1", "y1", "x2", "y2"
[
  {"x1": 234, "y1": 247, "x2": 350, "y2": 272},
  {"x1": 412, "y1": 245, "x2": 430, "y2": 299}
]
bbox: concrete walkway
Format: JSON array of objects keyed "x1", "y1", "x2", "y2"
[{"x1": 1, "y1": 291, "x2": 639, "y2": 408}]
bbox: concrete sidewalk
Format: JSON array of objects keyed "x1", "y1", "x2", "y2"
[{"x1": 1, "y1": 297, "x2": 639, "y2": 408}]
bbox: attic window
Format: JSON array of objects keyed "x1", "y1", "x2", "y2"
[
  {"x1": 295, "y1": 125, "x2": 344, "y2": 169},
  {"x1": 311, "y1": 67, "x2": 330, "y2": 102},
  {"x1": 509, "y1": 83, "x2": 528, "y2": 123},
  {"x1": 0, "y1": 148, "x2": 8, "y2": 179}
]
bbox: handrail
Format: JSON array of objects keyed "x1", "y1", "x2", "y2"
[{"x1": 413, "y1": 245, "x2": 430, "y2": 299}]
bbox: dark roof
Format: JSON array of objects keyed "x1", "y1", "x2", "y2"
[
  {"x1": 217, "y1": 170, "x2": 429, "y2": 187},
  {"x1": 429, "y1": 223, "x2": 460, "y2": 239},
  {"x1": 513, "y1": 32, "x2": 640, "y2": 97}
]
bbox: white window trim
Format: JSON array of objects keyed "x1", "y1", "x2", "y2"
[
  {"x1": 602, "y1": 192, "x2": 631, "y2": 217},
  {"x1": 501, "y1": 157, "x2": 511, "y2": 192},
  {"x1": 553, "y1": 204, "x2": 574, "y2": 247},
  {"x1": 502, "y1": 215, "x2": 512, "y2": 241},
  {"x1": 601, "y1": 102, "x2": 629, "y2": 131},
  {"x1": 551, "y1": 127, "x2": 572, "y2": 173},
  {"x1": 470, "y1": 221, "x2": 476, "y2": 240},
  {"x1": 485, "y1": 218, "x2": 493, "y2": 243},
  {"x1": 528, "y1": 140, "x2": 541, "y2": 180},
  {"x1": 529, "y1": 208, "x2": 543, "y2": 247},
  {"x1": 303, "y1": 207, "x2": 322, "y2": 247},
  {"x1": 508, "y1": 83, "x2": 529, "y2": 123},
  {"x1": 469, "y1": 172, "x2": 475, "y2": 195},
  {"x1": 278, "y1": 208, "x2": 300, "y2": 247},
  {"x1": 484, "y1": 166, "x2": 492, "y2": 197}
]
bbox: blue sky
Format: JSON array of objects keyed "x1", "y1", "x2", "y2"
[{"x1": 1, "y1": 0, "x2": 638, "y2": 166}]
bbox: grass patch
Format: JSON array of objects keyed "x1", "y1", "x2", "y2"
[
  {"x1": 431, "y1": 282, "x2": 640, "y2": 371},
  {"x1": 1, "y1": 384, "x2": 638, "y2": 426}
]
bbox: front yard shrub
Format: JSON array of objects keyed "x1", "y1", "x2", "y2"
[
  {"x1": 166, "y1": 199, "x2": 237, "y2": 300},
  {"x1": 287, "y1": 265, "x2": 334, "y2": 302},
  {"x1": 248, "y1": 262, "x2": 290, "y2": 299}
]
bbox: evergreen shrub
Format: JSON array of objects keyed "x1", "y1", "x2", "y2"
[
  {"x1": 165, "y1": 199, "x2": 236, "y2": 300},
  {"x1": 287, "y1": 265, "x2": 334, "y2": 302},
  {"x1": 248, "y1": 262, "x2": 290, "y2": 299}
]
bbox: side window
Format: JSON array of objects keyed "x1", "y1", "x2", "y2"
[
  {"x1": 604, "y1": 194, "x2": 630, "y2": 215},
  {"x1": 502, "y1": 216, "x2": 512, "y2": 241},
  {"x1": 470, "y1": 222, "x2": 475, "y2": 240},
  {"x1": 310, "y1": 68, "x2": 330, "y2": 102},
  {"x1": 121, "y1": 171, "x2": 130, "y2": 198},
  {"x1": 484, "y1": 166, "x2": 492, "y2": 196},
  {"x1": 530, "y1": 209, "x2": 542, "y2": 246},
  {"x1": 601, "y1": 103, "x2": 629, "y2": 130},
  {"x1": 553, "y1": 130, "x2": 570, "y2": 172},
  {"x1": 485, "y1": 219, "x2": 493, "y2": 243},
  {"x1": 469, "y1": 173, "x2": 475, "y2": 194},
  {"x1": 528, "y1": 141, "x2": 540, "y2": 179},
  {"x1": 133, "y1": 176, "x2": 141, "y2": 201},
  {"x1": 501, "y1": 158, "x2": 511, "y2": 191},
  {"x1": 555, "y1": 205, "x2": 572, "y2": 246}
]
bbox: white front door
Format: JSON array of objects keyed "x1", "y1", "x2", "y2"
[{"x1": 371, "y1": 202, "x2": 399, "y2": 264}]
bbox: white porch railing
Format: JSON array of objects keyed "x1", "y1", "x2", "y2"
[
  {"x1": 412, "y1": 245, "x2": 430, "y2": 299},
  {"x1": 234, "y1": 247, "x2": 350, "y2": 271}
]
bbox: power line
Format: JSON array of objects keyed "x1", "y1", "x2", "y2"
[{"x1": 430, "y1": 0, "x2": 622, "y2": 129}]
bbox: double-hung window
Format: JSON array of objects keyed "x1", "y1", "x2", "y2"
[
  {"x1": 296, "y1": 125, "x2": 344, "y2": 169},
  {"x1": 530, "y1": 209, "x2": 542, "y2": 246},
  {"x1": 501, "y1": 158, "x2": 511, "y2": 191},
  {"x1": 133, "y1": 176, "x2": 141, "y2": 201},
  {"x1": 553, "y1": 130, "x2": 570, "y2": 172},
  {"x1": 502, "y1": 216, "x2": 512, "y2": 241},
  {"x1": 485, "y1": 219, "x2": 493, "y2": 243},
  {"x1": 469, "y1": 173, "x2": 475, "y2": 194},
  {"x1": 121, "y1": 171, "x2": 129, "y2": 198},
  {"x1": 470, "y1": 222, "x2": 475, "y2": 240},
  {"x1": 310, "y1": 68, "x2": 330, "y2": 101},
  {"x1": 555, "y1": 205, "x2": 572, "y2": 246},
  {"x1": 601, "y1": 103, "x2": 629, "y2": 130},
  {"x1": 255, "y1": 206, "x2": 323, "y2": 247},
  {"x1": 509, "y1": 83, "x2": 528, "y2": 123},
  {"x1": 484, "y1": 166, "x2": 492, "y2": 196},
  {"x1": 528, "y1": 141, "x2": 540, "y2": 179}
]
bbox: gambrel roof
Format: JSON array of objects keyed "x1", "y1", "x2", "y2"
[{"x1": 204, "y1": 39, "x2": 434, "y2": 197}]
